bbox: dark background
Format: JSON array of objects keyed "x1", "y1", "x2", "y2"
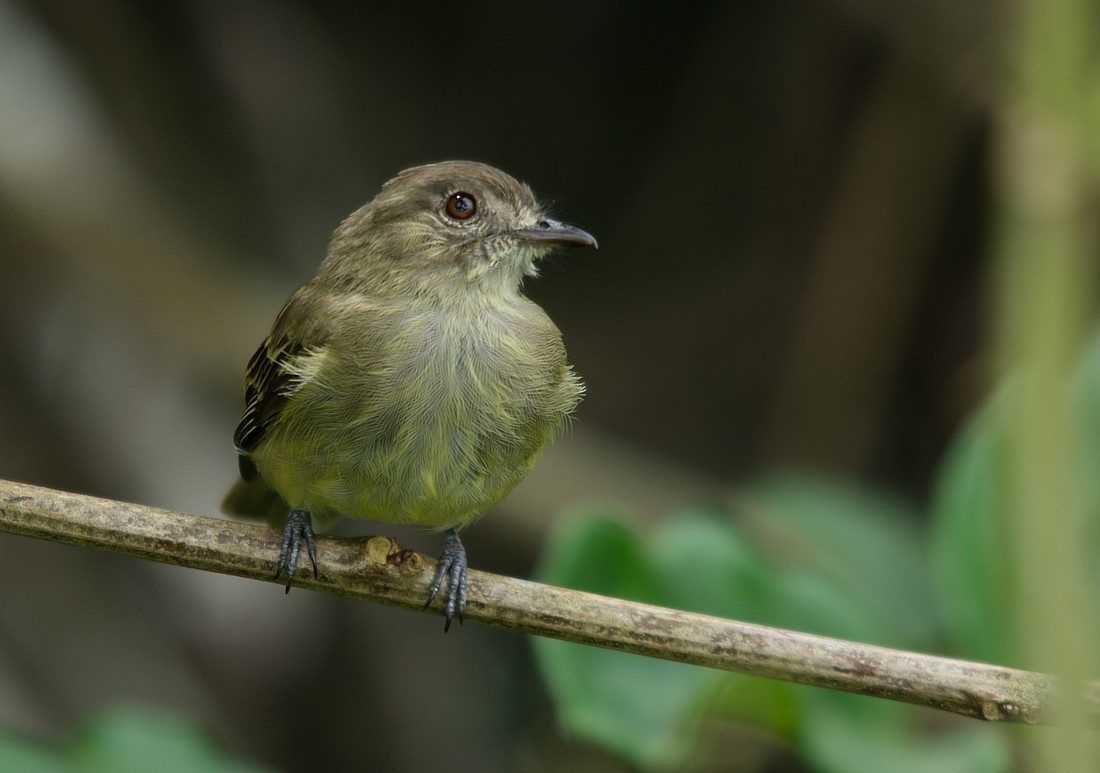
[{"x1": 0, "y1": 1, "x2": 999, "y2": 770}]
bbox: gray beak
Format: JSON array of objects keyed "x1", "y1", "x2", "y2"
[{"x1": 516, "y1": 219, "x2": 598, "y2": 250}]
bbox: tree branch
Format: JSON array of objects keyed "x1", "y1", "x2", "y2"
[{"x1": 0, "y1": 478, "x2": 1090, "y2": 725}]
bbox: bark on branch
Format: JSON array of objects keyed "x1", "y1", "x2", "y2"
[{"x1": 0, "y1": 478, "x2": 1091, "y2": 725}]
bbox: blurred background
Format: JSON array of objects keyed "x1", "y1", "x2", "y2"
[{"x1": 1, "y1": 1, "x2": 1096, "y2": 771}]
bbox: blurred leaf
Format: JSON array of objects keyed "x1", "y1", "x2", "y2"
[
  {"x1": 931, "y1": 326, "x2": 1100, "y2": 665},
  {"x1": 533, "y1": 507, "x2": 667, "y2": 604},
  {"x1": 706, "y1": 672, "x2": 801, "y2": 741},
  {"x1": 0, "y1": 706, "x2": 268, "y2": 773},
  {"x1": 929, "y1": 391, "x2": 1017, "y2": 664},
  {"x1": 0, "y1": 730, "x2": 68, "y2": 773},
  {"x1": 761, "y1": 568, "x2": 886, "y2": 645},
  {"x1": 535, "y1": 482, "x2": 1013, "y2": 771},
  {"x1": 648, "y1": 507, "x2": 769, "y2": 620},
  {"x1": 533, "y1": 511, "x2": 741, "y2": 769},
  {"x1": 800, "y1": 690, "x2": 1011, "y2": 773},
  {"x1": 71, "y1": 706, "x2": 268, "y2": 773},
  {"x1": 739, "y1": 474, "x2": 939, "y2": 648},
  {"x1": 0, "y1": 706, "x2": 269, "y2": 773}
]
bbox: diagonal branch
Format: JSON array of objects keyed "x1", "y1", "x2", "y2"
[{"x1": 0, "y1": 478, "x2": 1090, "y2": 725}]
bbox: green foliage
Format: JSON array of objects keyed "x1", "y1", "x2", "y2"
[
  {"x1": 929, "y1": 390, "x2": 1019, "y2": 665},
  {"x1": 533, "y1": 510, "x2": 762, "y2": 768},
  {"x1": 533, "y1": 477, "x2": 1012, "y2": 771},
  {"x1": 930, "y1": 329, "x2": 1100, "y2": 668},
  {"x1": 798, "y1": 690, "x2": 1010, "y2": 773},
  {"x1": 0, "y1": 706, "x2": 268, "y2": 773},
  {"x1": 737, "y1": 476, "x2": 938, "y2": 647},
  {"x1": 0, "y1": 731, "x2": 67, "y2": 773}
]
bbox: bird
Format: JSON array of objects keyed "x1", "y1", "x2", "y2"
[{"x1": 222, "y1": 160, "x2": 596, "y2": 629}]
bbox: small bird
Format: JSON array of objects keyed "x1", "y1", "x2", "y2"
[{"x1": 222, "y1": 161, "x2": 596, "y2": 629}]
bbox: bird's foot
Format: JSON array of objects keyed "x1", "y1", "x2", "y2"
[
  {"x1": 424, "y1": 528, "x2": 468, "y2": 632},
  {"x1": 275, "y1": 509, "x2": 318, "y2": 593}
]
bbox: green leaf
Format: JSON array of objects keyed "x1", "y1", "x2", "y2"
[
  {"x1": 70, "y1": 706, "x2": 268, "y2": 773},
  {"x1": 534, "y1": 492, "x2": 1012, "y2": 771},
  {"x1": 929, "y1": 391, "x2": 1018, "y2": 664},
  {"x1": 706, "y1": 673, "x2": 801, "y2": 741},
  {"x1": 930, "y1": 326, "x2": 1100, "y2": 665},
  {"x1": 648, "y1": 507, "x2": 769, "y2": 620},
  {"x1": 534, "y1": 507, "x2": 666, "y2": 603},
  {"x1": 740, "y1": 474, "x2": 939, "y2": 647},
  {"x1": 0, "y1": 706, "x2": 268, "y2": 773},
  {"x1": 800, "y1": 690, "x2": 1010, "y2": 773},
  {"x1": 0, "y1": 729, "x2": 70, "y2": 773},
  {"x1": 533, "y1": 511, "x2": 724, "y2": 768}
]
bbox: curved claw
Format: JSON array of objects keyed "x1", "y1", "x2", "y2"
[
  {"x1": 424, "y1": 529, "x2": 468, "y2": 632},
  {"x1": 275, "y1": 509, "x2": 318, "y2": 593}
]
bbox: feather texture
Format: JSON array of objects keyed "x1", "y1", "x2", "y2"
[{"x1": 225, "y1": 161, "x2": 592, "y2": 533}]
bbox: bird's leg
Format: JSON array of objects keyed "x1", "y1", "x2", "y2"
[
  {"x1": 425, "y1": 528, "x2": 468, "y2": 632},
  {"x1": 275, "y1": 508, "x2": 318, "y2": 593}
]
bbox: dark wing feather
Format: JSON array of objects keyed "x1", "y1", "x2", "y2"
[{"x1": 233, "y1": 290, "x2": 332, "y2": 475}]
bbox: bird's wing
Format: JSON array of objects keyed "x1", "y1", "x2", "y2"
[{"x1": 233, "y1": 288, "x2": 333, "y2": 479}]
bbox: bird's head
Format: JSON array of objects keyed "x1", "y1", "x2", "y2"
[{"x1": 321, "y1": 161, "x2": 596, "y2": 295}]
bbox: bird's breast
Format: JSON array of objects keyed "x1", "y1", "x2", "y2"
[{"x1": 258, "y1": 301, "x2": 580, "y2": 528}]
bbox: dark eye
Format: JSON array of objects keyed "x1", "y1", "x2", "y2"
[{"x1": 445, "y1": 192, "x2": 477, "y2": 220}]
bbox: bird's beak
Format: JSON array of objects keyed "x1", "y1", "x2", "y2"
[{"x1": 516, "y1": 219, "x2": 598, "y2": 250}]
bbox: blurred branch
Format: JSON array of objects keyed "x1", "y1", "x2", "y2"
[{"x1": 0, "y1": 477, "x2": 1091, "y2": 726}]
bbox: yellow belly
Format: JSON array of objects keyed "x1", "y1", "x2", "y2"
[
  {"x1": 253, "y1": 365, "x2": 578, "y2": 530},
  {"x1": 250, "y1": 300, "x2": 583, "y2": 530}
]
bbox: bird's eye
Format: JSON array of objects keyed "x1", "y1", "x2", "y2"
[{"x1": 445, "y1": 192, "x2": 477, "y2": 220}]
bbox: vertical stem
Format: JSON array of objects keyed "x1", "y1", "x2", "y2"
[{"x1": 994, "y1": 0, "x2": 1099, "y2": 767}]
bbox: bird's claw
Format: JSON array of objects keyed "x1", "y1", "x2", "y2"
[
  {"x1": 424, "y1": 529, "x2": 468, "y2": 632},
  {"x1": 275, "y1": 509, "x2": 318, "y2": 593}
]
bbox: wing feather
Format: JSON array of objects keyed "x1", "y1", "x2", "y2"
[{"x1": 233, "y1": 289, "x2": 333, "y2": 474}]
